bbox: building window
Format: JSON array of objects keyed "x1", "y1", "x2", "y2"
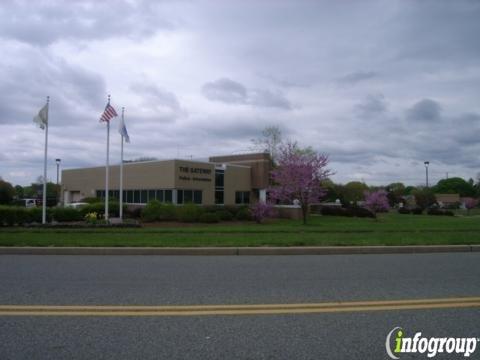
[
  {"x1": 165, "y1": 190, "x2": 172, "y2": 203},
  {"x1": 140, "y1": 190, "x2": 148, "y2": 203},
  {"x1": 194, "y1": 190, "x2": 202, "y2": 205},
  {"x1": 235, "y1": 191, "x2": 250, "y2": 204},
  {"x1": 215, "y1": 190, "x2": 224, "y2": 205},
  {"x1": 184, "y1": 190, "x2": 193, "y2": 203},
  {"x1": 215, "y1": 170, "x2": 224, "y2": 187},
  {"x1": 133, "y1": 190, "x2": 140, "y2": 203},
  {"x1": 156, "y1": 190, "x2": 164, "y2": 202},
  {"x1": 215, "y1": 168, "x2": 225, "y2": 205},
  {"x1": 177, "y1": 190, "x2": 202, "y2": 204},
  {"x1": 148, "y1": 190, "x2": 155, "y2": 202},
  {"x1": 127, "y1": 190, "x2": 133, "y2": 203}
]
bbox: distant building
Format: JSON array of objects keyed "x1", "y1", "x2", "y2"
[
  {"x1": 435, "y1": 193, "x2": 460, "y2": 208},
  {"x1": 61, "y1": 153, "x2": 272, "y2": 206}
]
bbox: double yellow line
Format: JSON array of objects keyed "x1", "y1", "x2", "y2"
[{"x1": 1, "y1": 297, "x2": 479, "y2": 316}]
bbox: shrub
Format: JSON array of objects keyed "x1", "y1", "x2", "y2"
[
  {"x1": 142, "y1": 201, "x2": 177, "y2": 222},
  {"x1": 398, "y1": 208, "x2": 411, "y2": 214},
  {"x1": 427, "y1": 208, "x2": 454, "y2": 216},
  {"x1": 235, "y1": 207, "x2": 252, "y2": 221},
  {"x1": 223, "y1": 205, "x2": 241, "y2": 217},
  {"x1": 52, "y1": 207, "x2": 83, "y2": 222},
  {"x1": 0, "y1": 206, "x2": 52, "y2": 226},
  {"x1": 320, "y1": 206, "x2": 347, "y2": 216},
  {"x1": 350, "y1": 206, "x2": 375, "y2": 218},
  {"x1": 411, "y1": 207, "x2": 423, "y2": 215},
  {"x1": 126, "y1": 206, "x2": 143, "y2": 219},
  {"x1": 216, "y1": 210, "x2": 233, "y2": 221},
  {"x1": 199, "y1": 212, "x2": 220, "y2": 223},
  {"x1": 250, "y1": 202, "x2": 276, "y2": 224},
  {"x1": 78, "y1": 202, "x2": 124, "y2": 218},
  {"x1": 177, "y1": 203, "x2": 204, "y2": 222}
]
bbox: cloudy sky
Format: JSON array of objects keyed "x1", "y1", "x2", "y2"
[{"x1": 1, "y1": 0, "x2": 479, "y2": 186}]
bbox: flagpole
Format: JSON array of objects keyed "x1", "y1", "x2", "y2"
[
  {"x1": 105, "y1": 95, "x2": 110, "y2": 222},
  {"x1": 42, "y1": 96, "x2": 49, "y2": 225},
  {"x1": 119, "y1": 107, "x2": 125, "y2": 221}
]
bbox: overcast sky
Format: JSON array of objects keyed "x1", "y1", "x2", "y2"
[{"x1": 1, "y1": 0, "x2": 479, "y2": 186}]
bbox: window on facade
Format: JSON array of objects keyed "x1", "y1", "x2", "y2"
[
  {"x1": 148, "y1": 190, "x2": 155, "y2": 202},
  {"x1": 165, "y1": 190, "x2": 172, "y2": 203},
  {"x1": 215, "y1": 190, "x2": 224, "y2": 205},
  {"x1": 126, "y1": 190, "x2": 133, "y2": 203},
  {"x1": 215, "y1": 170, "x2": 224, "y2": 187},
  {"x1": 156, "y1": 190, "x2": 164, "y2": 202},
  {"x1": 177, "y1": 190, "x2": 184, "y2": 204},
  {"x1": 235, "y1": 191, "x2": 250, "y2": 204},
  {"x1": 133, "y1": 190, "x2": 140, "y2": 203},
  {"x1": 184, "y1": 190, "x2": 193, "y2": 203},
  {"x1": 140, "y1": 190, "x2": 147, "y2": 203},
  {"x1": 194, "y1": 190, "x2": 202, "y2": 204}
]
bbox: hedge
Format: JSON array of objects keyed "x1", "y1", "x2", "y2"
[
  {"x1": 320, "y1": 206, "x2": 375, "y2": 218},
  {"x1": 176, "y1": 203, "x2": 204, "y2": 222},
  {"x1": 141, "y1": 201, "x2": 176, "y2": 222}
]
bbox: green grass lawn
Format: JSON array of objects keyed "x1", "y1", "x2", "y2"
[{"x1": 1, "y1": 213, "x2": 479, "y2": 247}]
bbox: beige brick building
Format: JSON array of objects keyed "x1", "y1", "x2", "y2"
[{"x1": 61, "y1": 153, "x2": 272, "y2": 206}]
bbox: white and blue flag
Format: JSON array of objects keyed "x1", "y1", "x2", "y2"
[{"x1": 118, "y1": 115, "x2": 130, "y2": 143}]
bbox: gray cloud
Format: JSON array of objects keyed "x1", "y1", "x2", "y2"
[
  {"x1": 406, "y1": 99, "x2": 442, "y2": 122},
  {"x1": 0, "y1": 0, "x2": 174, "y2": 46},
  {"x1": 0, "y1": 48, "x2": 106, "y2": 126},
  {"x1": 202, "y1": 78, "x2": 247, "y2": 104},
  {"x1": 339, "y1": 71, "x2": 377, "y2": 84},
  {"x1": 130, "y1": 83, "x2": 181, "y2": 113},
  {"x1": 355, "y1": 94, "x2": 387, "y2": 118},
  {"x1": 202, "y1": 78, "x2": 291, "y2": 109}
]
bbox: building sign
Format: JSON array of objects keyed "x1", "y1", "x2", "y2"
[{"x1": 179, "y1": 166, "x2": 212, "y2": 182}]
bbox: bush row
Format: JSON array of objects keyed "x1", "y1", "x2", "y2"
[
  {"x1": 320, "y1": 206, "x2": 375, "y2": 218},
  {"x1": 141, "y1": 201, "x2": 252, "y2": 223},
  {"x1": 0, "y1": 202, "x2": 126, "y2": 226}
]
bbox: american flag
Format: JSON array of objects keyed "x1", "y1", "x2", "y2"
[{"x1": 100, "y1": 103, "x2": 118, "y2": 122}]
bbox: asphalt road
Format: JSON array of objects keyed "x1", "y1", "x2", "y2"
[{"x1": 1, "y1": 253, "x2": 479, "y2": 359}]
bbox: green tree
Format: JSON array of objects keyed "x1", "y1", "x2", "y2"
[
  {"x1": 341, "y1": 181, "x2": 369, "y2": 204},
  {"x1": 14, "y1": 185, "x2": 24, "y2": 199},
  {"x1": 0, "y1": 179, "x2": 15, "y2": 204},
  {"x1": 433, "y1": 177, "x2": 475, "y2": 197},
  {"x1": 385, "y1": 182, "x2": 406, "y2": 206},
  {"x1": 413, "y1": 187, "x2": 436, "y2": 210}
]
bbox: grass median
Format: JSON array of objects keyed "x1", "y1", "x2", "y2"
[{"x1": 1, "y1": 213, "x2": 480, "y2": 247}]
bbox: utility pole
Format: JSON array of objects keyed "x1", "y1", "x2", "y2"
[{"x1": 424, "y1": 161, "x2": 430, "y2": 187}]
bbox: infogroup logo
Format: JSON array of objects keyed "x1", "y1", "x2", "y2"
[{"x1": 385, "y1": 327, "x2": 479, "y2": 359}]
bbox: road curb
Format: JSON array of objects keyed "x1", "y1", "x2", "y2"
[{"x1": 0, "y1": 245, "x2": 476, "y2": 256}]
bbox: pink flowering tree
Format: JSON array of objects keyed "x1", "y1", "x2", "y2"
[
  {"x1": 250, "y1": 201, "x2": 276, "y2": 224},
  {"x1": 364, "y1": 190, "x2": 390, "y2": 215},
  {"x1": 269, "y1": 142, "x2": 332, "y2": 224},
  {"x1": 463, "y1": 197, "x2": 478, "y2": 214}
]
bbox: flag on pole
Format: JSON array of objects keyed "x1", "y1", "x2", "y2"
[
  {"x1": 100, "y1": 103, "x2": 118, "y2": 122},
  {"x1": 118, "y1": 115, "x2": 130, "y2": 143},
  {"x1": 33, "y1": 104, "x2": 48, "y2": 129}
]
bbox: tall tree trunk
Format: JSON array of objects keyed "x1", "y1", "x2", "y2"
[{"x1": 302, "y1": 204, "x2": 308, "y2": 224}]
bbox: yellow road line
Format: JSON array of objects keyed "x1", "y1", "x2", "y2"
[{"x1": 0, "y1": 297, "x2": 479, "y2": 316}]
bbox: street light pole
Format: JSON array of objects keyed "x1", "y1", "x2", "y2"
[
  {"x1": 55, "y1": 158, "x2": 61, "y2": 185},
  {"x1": 424, "y1": 161, "x2": 430, "y2": 187}
]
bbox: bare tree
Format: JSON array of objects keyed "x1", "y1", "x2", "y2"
[{"x1": 251, "y1": 125, "x2": 282, "y2": 163}]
